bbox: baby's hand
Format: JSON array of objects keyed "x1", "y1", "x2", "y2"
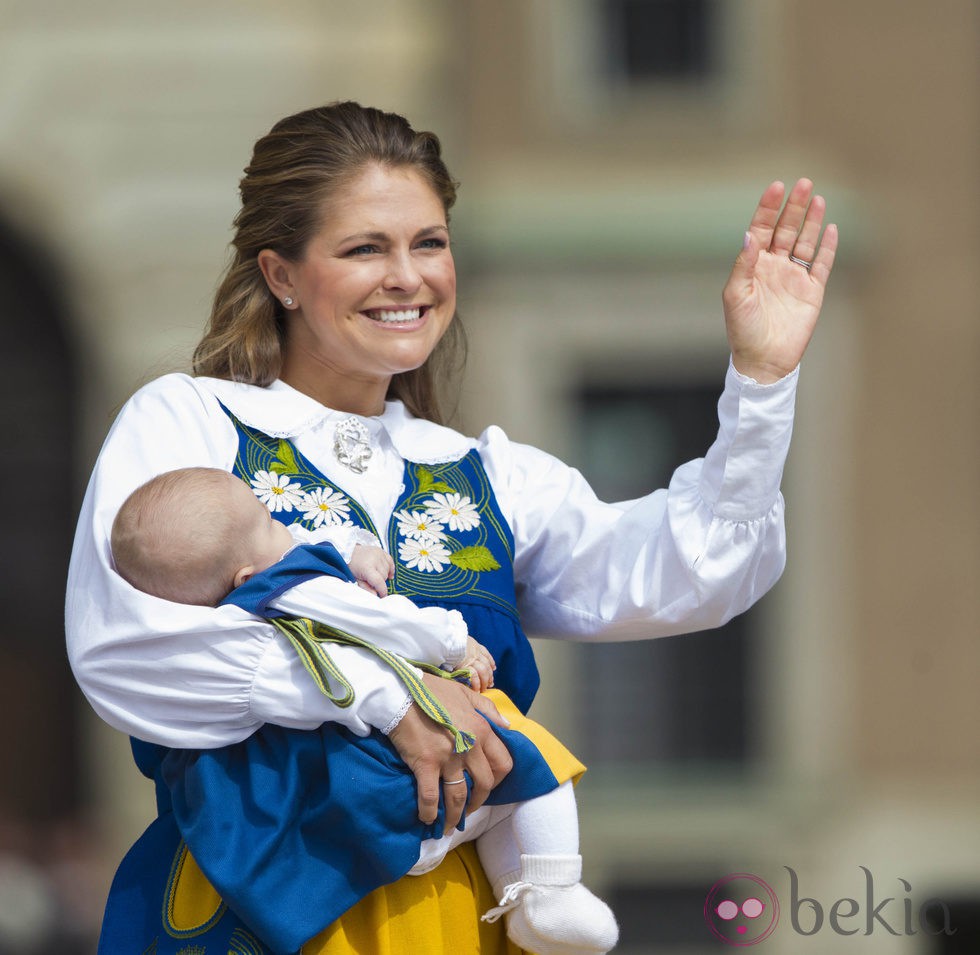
[
  {"x1": 458, "y1": 636, "x2": 496, "y2": 693},
  {"x1": 348, "y1": 544, "x2": 395, "y2": 598}
]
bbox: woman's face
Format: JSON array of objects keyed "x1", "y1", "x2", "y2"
[{"x1": 275, "y1": 162, "x2": 456, "y2": 408}]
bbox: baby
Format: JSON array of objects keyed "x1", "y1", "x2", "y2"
[{"x1": 111, "y1": 467, "x2": 617, "y2": 955}]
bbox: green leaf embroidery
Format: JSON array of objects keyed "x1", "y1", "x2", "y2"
[
  {"x1": 449, "y1": 546, "x2": 501, "y2": 572},
  {"x1": 269, "y1": 440, "x2": 298, "y2": 475},
  {"x1": 416, "y1": 466, "x2": 454, "y2": 495}
]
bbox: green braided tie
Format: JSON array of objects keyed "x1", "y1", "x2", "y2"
[{"x1": 269, "y1": 616, "x2": 476, "y2": 754}]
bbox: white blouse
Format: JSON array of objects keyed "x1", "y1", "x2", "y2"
[{"x1": 66, "y1": 361, "x2": 798, "y2": 748}]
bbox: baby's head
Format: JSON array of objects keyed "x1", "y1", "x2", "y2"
[{"x1": 111, "y1": 467, "x2": 295, "y2": 606}]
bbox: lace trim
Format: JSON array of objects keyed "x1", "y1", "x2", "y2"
[{"x1": 381, "y1": 694, "x2": 415, "y2": 736}]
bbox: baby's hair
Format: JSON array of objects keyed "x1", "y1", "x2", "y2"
[{"x1": 111, "y1": 467, "x2": 250, "y2": 606}]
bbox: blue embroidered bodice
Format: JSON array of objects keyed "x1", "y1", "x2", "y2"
[{"x1": 226, "y1": 409, "x2": 541, "y2": 713}]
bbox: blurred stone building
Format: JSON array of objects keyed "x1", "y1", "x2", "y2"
[{"x1": 0, "y1": 2, "x2": 976, "y2": 952}]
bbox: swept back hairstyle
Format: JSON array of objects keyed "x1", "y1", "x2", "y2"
[{"x1": 193, "y1": 101, "x2": 465, "y2": 423}]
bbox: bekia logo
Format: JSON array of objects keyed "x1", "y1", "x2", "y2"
[
  {"x1": 704, "y1": 873, "x2": 779, "y2": 945},
  {"x1": 705, "y1": 867, "x2": 956, "y2": 945}
]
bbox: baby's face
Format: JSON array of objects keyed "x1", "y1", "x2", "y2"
[{"x1": 230, "y1": 477, "x2": 296, "y2": 573}]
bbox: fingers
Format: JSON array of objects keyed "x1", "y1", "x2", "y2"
[
  {"x1": 809, "y1": 222, "x2": 839, "y2": 287},
  {"x1": 728, "y1": 229, "x2": 761, "y2": 296},
  {"x1": 471, "y1": 691, "x2": 510, "y2": 731},
  {"x1": 462, "y1": 745, "x2": 493, "y2": 815},
  {"x1": 461, "y1": 713, "x2": 512, "y2": 815},
  {"x1": 463, "y1": 652, "x2": 495, "y2": 692},
  {"x1": 440, "y1": 757, "x2": 469, "y2": 834},
  {"x1": 469, "y1": 695, "x2": 513, "y2": 790},
  {"x1": 741, "y1": 178, "x2": 838, "y2": 287},
  {"x1": 412, "y1": 754, "x2": 443, "y2": 826},
  {"x1": 398, "y1": 729, "x2": 466, "y2": 829},
  {"x1": 769, "y1": 178, "x2": 814, "y2": 256},
  {"x1": 789, "y1": 192, "x2": 826, "y2": 265},
  {"x1": 460, "y1": 638, "x2": 496, "y2": 691},
  {"x1": 357, "y1": 570, "x2": 389, "y2": 598},
  {"x1": 357, "y1": 552, "x2": 394, "y2": 597},
  {"x1": 745, "y1": 179, "x2": 786, "y2": 251}
]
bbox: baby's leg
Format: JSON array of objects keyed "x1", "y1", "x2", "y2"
[{"x1": 477, "y1": 782, "x2": 619, "y2": 955}]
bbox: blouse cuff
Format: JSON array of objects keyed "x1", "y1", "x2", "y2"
[
  {"x1": 381, "y1": 695, "x2": 415, "y2": 736},
  {"x1": 697, "y1": 359, "x2": 798, "y2": 521}
]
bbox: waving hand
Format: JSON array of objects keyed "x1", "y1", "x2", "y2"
[{"x1": 723, "y1": 179, "x2": 839, "y2": 383}]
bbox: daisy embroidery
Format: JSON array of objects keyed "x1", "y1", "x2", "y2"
[
  {"x1": 394, "y1": 509, "x2": 446, "y2": 543},
  {"x1": 251, "y1": 470, "x2": 306, "y2": 513},
  {"x1": 424, "y1": 492, "x2": 481, "y2": 533},
  {"x1": 300, "y1": 487, "x2": 352, "y2": 528},
  {"x1": 398, "y1": 537, "x2": 451, "y2": 573}
]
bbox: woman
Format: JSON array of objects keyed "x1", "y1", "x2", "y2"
[{"x1": 66, "y1": 102, "x2": 837, "y2": 953}]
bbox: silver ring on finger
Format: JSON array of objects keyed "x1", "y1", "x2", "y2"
[
  {"x1": 444, "y1": 778, "x2": 467, "y2": 785},
  {"x1": 789, "y1": 253, "x2": 813, "y2": 270}
]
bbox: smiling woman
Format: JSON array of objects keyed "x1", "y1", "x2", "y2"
[{"x1": 67, "y1": 101, "x2": 836, "y2": 955}]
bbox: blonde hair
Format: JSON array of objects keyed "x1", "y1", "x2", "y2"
[
  {"x1": 111, "y1": 468, "x2": 249, "y2": 607},
  {"x1": 193, "y1": 101, "x2": 466, "y2": 423}
]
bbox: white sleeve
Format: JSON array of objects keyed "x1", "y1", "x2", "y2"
[
  {"x1": 271, "y1": 578, "x2": 470, "y2": 668},
  {"x1": 65, "y1": 374, "x2": 413, "y2": 748},
  {"x1": 484, "y1": 361, "x2": 797, "y2": 641}
]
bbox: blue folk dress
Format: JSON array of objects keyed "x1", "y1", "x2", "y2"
[{"x1": 99, "y1": 411, "x2": 584, "y2": 955}]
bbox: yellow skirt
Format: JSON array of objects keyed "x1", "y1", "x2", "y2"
[
  {"x1": 170, "y1": 840, "x2": 531, "y2": 953},
  {"x1": 303, "y1": 841, "x2": 529, "y2": 954}
]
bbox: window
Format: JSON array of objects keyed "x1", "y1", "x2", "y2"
[
  {"x1": 601, "y1": 0, "x2": 717, "y2": 84},
  {"x1": 527, "y1": 0, "x2": 780, "y2": 138},
  {"x1": 568, "y1": 378, "x2": 760, "y2": 770}
]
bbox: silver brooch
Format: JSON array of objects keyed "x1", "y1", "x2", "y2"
[{"x1": 333, "y1": 416, "x2": 372, "y2": 473}]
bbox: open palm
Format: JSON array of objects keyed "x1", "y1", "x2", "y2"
[{"x1": 723, "y1": 179, "x2": 839, "y2": 383}]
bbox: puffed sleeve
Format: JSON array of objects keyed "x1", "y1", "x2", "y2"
[
  {"x1": 482, "y1": 361, "x2": 797, "y2": 640},
  {"x1": 65, "y1": 374, "x2": 413, "y2": 748}
]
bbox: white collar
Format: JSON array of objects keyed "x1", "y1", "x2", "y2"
[{"x1": 198, "y1": 376, "x2": 474, "y2": 465}]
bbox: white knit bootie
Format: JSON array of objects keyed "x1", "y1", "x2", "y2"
[{"x1": 481, "y1": 854, "x2": 619, "y2": 955}]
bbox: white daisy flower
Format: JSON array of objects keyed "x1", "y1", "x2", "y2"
[
  {"x1": 300, "y1": 487, "x2": 352, "y2": 528},
  {"x1": 250, "y1": 470, "x2": 305, "y2": 513},
  {"x1": 424, "y1": 492, "x2": 481, "y2": 532},
  {"x1": 394, "y1": 509, "x2": 446, "y2": 542},
  {"x1": 398, "y1": 537, "x2": 451, "y2": 573}
]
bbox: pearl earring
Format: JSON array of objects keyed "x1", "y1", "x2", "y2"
[{"x1": 283, "y1": 297, "x2": 294, "y2": 307}]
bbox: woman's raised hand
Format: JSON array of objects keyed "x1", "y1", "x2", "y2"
[
  {"x1": 723, "y1": 179, "x2": 839, "y2": 384},
  {"x1": 387, "y1": 674, "x2": 513, "y2": 835}
]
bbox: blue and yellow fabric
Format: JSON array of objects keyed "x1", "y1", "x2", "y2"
[{"x1": 98, "y1": 415, "x2": 584, "y2": 955}]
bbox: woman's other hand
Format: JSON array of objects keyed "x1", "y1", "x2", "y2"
[
  {"x1": 723, "y1": 178, "x2": 839, "y2": 383},
  {"x1": 387, "y1": 674, "x2": 513, "y2": 834}
]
